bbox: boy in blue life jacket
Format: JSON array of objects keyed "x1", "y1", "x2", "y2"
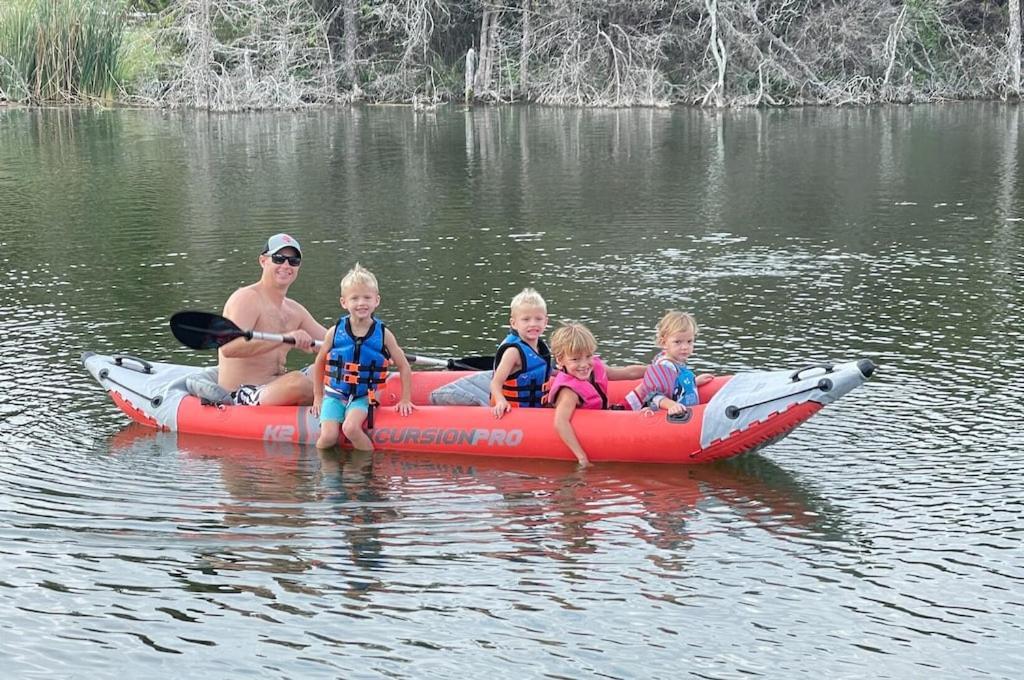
[
  {"x1": 312, "y1": 263, "x2": 414, "y2": 450},
  {"x1": 490, "y1": 287, "x2": 553, "y2": 418}
]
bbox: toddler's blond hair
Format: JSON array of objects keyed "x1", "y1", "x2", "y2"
[
  {"x1": 510, "y1": 287, "x2": 547, "y2": 315},
  {"x1": 340, "y1": 262, "x2": 379, "y2": 295},
  {"x1": 550, "y1": 322, "x2": 598, "y2": 361},
  {"x1": 656, "y1": 311, "x2": 698, "y2": 343}
]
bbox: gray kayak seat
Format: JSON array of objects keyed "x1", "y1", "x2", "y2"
[
  {"x1": 185, "y1": 366, "x2": 233, "y2": 405},
  {"x1": 429, "y1": 370, "x2": 493, "y2": 406}
]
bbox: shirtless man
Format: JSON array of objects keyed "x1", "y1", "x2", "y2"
[{"x1": 217, "y1": 233, "x2": 328, "y2": 406}]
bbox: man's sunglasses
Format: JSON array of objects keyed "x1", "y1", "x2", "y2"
[{"x1": 269, "y1": 253, "x2": 301, "y2": 266}]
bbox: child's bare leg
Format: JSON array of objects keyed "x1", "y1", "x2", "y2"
[
  {"x1": 317, "y1": 420, "x2": 340, "y2": 449},
  {"x1": 342, "y1": 409, "x2": 373, "y2": 451}
]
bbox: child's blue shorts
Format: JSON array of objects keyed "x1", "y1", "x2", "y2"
[{"x1": 320, "y1": 395, "x2": 370, "y2": 423}]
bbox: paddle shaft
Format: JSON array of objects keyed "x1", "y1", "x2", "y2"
[
  {"x1": 170, "y1": 310, "x2": 476, "y2": 368},
  {"x1": 247, "y1": 329, "x2": 322, "y2": 349},
  {"x1": 231, "y1": 330, "x2": 453, "y2": 367}
]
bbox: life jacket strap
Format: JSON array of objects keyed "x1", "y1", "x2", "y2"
[
  {"x1": 342, "y1": 373, "x2": 388, "y2": 386},
  {"x1": 501, "y1": 377, "x2": 550, "y2": 406}
]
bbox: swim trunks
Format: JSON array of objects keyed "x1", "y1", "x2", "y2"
[{"x1": 231, "y1": 365, "x2": 315, "y2": 406}]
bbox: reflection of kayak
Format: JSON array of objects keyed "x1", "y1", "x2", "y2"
[
  {"x1": 108, "y1": 428, "x2": 839, "y2": 541},
  {"x1": 83, "y1": 352, "x2": 874, "y2": 464}
]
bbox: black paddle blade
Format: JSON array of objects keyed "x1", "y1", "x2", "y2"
[
  {"x1": 170, "y1": 311, "x2": 245, "y2": 350},
  {"x1": 448, "y1": 355, "x2": 495, "y2": 371}
]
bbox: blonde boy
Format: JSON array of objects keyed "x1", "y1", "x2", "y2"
[
  {"x1": 313, "y1": 263, "x2": 414, "y2": 450},
  {"x1": 490, "y1": 287, "x2": 552, "y2": 418},
  {"x1": 626, "y1": 311, "x2": 713, "y2": 414}
]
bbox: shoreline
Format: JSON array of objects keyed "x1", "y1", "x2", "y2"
[{"x1": 1, "y1": 98, "x2": 1019, "y2": 114}]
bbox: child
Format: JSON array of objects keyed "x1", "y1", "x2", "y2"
[
  {"x1": 313, "y1": 263, "x2": 414, "y2": 450},
  {"x1": 490, "y1": 287, "x2": 553, "y2": 418},
  {"x1": 626, "y1": 311, "x2": 714, "y2": 415},
  {"x1": 548, "y1": 322, "x2": 645, "y2": 466}
]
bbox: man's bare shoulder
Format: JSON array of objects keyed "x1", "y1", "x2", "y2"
[{"x1": 224, "y1": 283, "x2": 262, "y2": 308}]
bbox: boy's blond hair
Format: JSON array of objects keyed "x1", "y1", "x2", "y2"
[
  {"x1": 550, "y1": 322, "x2": 598, "y2": 360},
  {"x1": 340, "y1": 262, "x2": 379, "y2": 295},
  {"x1": 656, "y1": 311, "x2": 698, "y2": 343},
  {"x1": 510, "y1": 287, "x2": 547, "y2": 315}
]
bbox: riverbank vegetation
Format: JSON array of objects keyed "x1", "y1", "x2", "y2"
[
  {"x1": 0, "y1": 0, "x2": 128, "y2": 102},
  {"x1": 2, "y1": 0, "x2": 1023, "y2": 109}
]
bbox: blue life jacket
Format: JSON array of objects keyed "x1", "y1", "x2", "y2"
[
  {"x1": 672, "y1": 365, "x2": 699, "y2": 406},
  {"x1": 325, "y1": 315, "x2": 390, "y2": 401},
  {"x1": 494, "y1": 330, "x2": 552, "y2": 408}
]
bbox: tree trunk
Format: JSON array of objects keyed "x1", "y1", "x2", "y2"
[
  {"x1": 473, "y1": 5, "x2": 500, "y2": 97},
  {"x1": 474, "y1": 8, "x2": 491, "y2": 95},
  {"x1": 200, "y1": 0, "x2": 213, "y2": 110},
  {"x1": 520, "y1": 0, "x2": 531, "y2": 97},
  {"x1": 343, "y1": 0, "x2": 357, "y2": 89},
  {"x1": 1010, "y1": 0, "x2": 1022, "y2": 99},
  {"x1": 882, "y1": 5, "x2": 908, "y2": 92},
  {"x1": 702, "y1": 0, "x2": 726, "y2": 107},
  {"x1": 487, "y1": 11, "x2": 499, "y2": 95},
  {"x1": 465, "y1": 48, "x2": 475, "y2": 102}
]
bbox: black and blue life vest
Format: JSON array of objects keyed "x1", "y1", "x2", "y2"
[
  {"x1": 325, "y1": 315, "x2": 391, "y2": 403},
  {"x1": 493, "y1": 330, "x2": 552, "y2": 408}
]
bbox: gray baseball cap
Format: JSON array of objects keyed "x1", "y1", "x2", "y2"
[{"x1": 262, "y1": 233, "x2": 302, "y2": 256}]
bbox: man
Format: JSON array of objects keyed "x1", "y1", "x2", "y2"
[{"x1": 217, "y1": 233, "x2": 328, "y2": 406}]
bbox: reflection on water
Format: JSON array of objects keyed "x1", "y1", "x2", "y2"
[
  {"x1": 86, "y1": 427, "x2": 850, "y2": 649},
  {"x1": 1, "y1": 104, "x2": 1022, "y2": 677},
  {"x1": 119, "y1": 425, "x2": 843, "y2": 565}
]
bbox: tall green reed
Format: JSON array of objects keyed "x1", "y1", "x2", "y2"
[{"x1": 0, "y1": 0, "x2": 126, "y2": 103}]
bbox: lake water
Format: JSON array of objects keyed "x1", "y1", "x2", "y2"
[{"x1": 0, "y1": 104, "x2": 1021, "y2": 678}]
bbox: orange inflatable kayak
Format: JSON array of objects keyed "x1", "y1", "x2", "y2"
[{"x1": 82, "y1": 352, "x2": 874, "y2": 464}]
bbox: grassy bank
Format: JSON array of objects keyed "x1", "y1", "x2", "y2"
[{"x1": 0, "y1": 0, "x2": 127, "y2": 104}]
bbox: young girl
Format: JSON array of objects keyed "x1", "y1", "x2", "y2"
[
  {"x1": 547, "y1": 322, "x2": 644, "y2": 466},
  {"x1": 625, "y1": 311, "x2": 714, "y2": 415}
]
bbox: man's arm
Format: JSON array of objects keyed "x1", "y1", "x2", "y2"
[
  {"x1": 219, "y1": 288, "x2": 280, "y2": 358},
  {"x1": 296, "y1": 303, "x2": 329, "y2": 352}
]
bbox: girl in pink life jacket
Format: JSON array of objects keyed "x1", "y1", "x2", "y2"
[{"x1": 547, "y1": 322, "x2": 645, "y2": 467}]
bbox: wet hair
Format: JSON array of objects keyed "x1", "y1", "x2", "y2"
[
  {"x1": 656, "y1": 311, "x2": 698, "y2": 343},
  {"x1": 340, "y1": 262, "x2": 379, "y2": 295},
  {"x1": 550, "y1": 322, "x2": 598, "y2": 360},
  {"x1": 510, "y1": 287, "x2": 547, "y2": 315}
]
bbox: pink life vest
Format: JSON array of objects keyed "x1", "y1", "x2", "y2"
[{"x1": 547, "y1": 356, "x2": 609, "y2": 410}]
